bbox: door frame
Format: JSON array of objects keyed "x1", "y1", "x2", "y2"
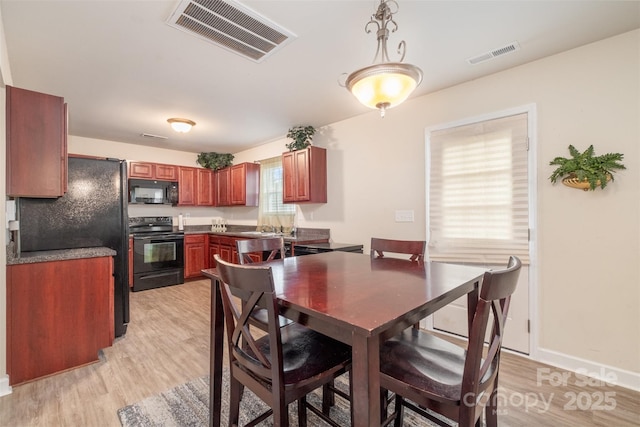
[{"x1": 423, "y1": 103, "x2": 539, "y2": 358}]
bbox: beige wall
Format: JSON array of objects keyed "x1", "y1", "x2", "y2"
[
  {"x1": 1, "y1": 29, "x2": 638, "y2": 389},
  {"x1": 234, "y1": 30, "x2": 640, "y2": 376}
]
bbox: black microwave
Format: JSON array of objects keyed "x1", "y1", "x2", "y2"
[{"x1": 128, "y1": 179, "x2": 179, "y2": 205}]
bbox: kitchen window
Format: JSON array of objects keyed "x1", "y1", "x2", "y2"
[{"x1": 258, "y1": 156, "x2": 295, "y2": 231}]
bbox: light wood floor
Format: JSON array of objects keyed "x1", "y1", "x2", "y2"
[{"x1": 0, "y1": 278, "x2": 638, "y2": 426}]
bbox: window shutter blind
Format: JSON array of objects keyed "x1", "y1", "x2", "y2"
[
  {"x1": 258, "y1": 156, "x2": 295, "y2": 230},
  {"x1": 428, "y1": 113, "x2": 529, "y2": 265}
]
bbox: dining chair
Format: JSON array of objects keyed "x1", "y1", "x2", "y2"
[
  {"x1": 214, "y1": 255, "x2": 352, "y2": 427},
  {"x1": 236, "y1": 236, "x2": 292, "y2": 329},
  {"x1": 371, "y1": 237, "x2": 426, "y2": 331},
  {"x1": 379, "y1": 256, "x2": 522, "y2": 427},
  {"x1": 236, "y1": 237, "x2": 348, "y2": 413},
  {"x1": 370, "y1": 237, "x2": 426, "y2": 262},
  {"x1": 236, "y1": 236, "x2": 286, "y2": 265}
]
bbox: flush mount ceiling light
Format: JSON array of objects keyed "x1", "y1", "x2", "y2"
[
  {"x1": 167, "y1": 118, "x2": 196, "y2": 133},
  {"x1": 343, "y1": 0, "x2": 422, "y2": 118}
]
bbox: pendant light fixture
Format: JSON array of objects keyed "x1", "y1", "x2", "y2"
[
  {"x1": 344, "y1": 0, "x2": 422, "y2": 117},
  {"x1": 167, "y1": 118, "x2": 196, "y2": 133}
]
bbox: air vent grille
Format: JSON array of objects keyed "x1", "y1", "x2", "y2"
[
  {"x1": 467, "y1": 41, "x2": 520, "y2": 65},
  {"x1": 167, "y1": 0, "x2": 296, "y2": 63}
]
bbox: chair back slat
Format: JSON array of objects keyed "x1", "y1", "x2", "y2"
[{"x1": 237, "y1": 237, "x2": 286, "y2": 265}]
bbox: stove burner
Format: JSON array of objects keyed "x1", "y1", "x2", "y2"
[{"x1": 129, "y1": 216, "x2": 176, "y2": 235}]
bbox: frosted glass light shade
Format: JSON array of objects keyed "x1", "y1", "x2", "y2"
[
  {"x1": 167, "y1": 118, "x2": 196, "y2": 133},
  {"x1": 346, "y1": 62, "x2": 422, "y2": 113}
]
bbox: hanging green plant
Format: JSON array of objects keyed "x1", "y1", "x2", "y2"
[
  {"x1": 196, "y1": 152, "x2": 234, "y2": 170},
  {"x1": 285, "y1": 125, "x2": 316, "y2": 151},
  {"x1": 548, "y1": 145, "x2": 625, "y2": 191}
]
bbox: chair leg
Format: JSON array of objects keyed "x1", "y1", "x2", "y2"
[
  {"x1": 273, "y1": 401, "x2": 289, "y2": 427},
  {"x1": 229, "y1": 377, "x2": 242, "y2": 427},
  {"x1": 380, "y1": 388, "x2": 389, "y2": 420},
  {"x1": 485, "y1": 387, "x2": 499, "y2": 427},
  {"x1": 322, "y1": 381, "x2": 335, "y2": 414},
  {"x1": 298, "y1": 396, "x2": 307, "y2": 427},
  {"x1": 393, "y1": 395, "x2": 404, "y2": 427}
]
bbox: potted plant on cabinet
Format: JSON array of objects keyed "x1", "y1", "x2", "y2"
[
  {"x1": 196, "y1": 152, "x2": 234, "y2": 170},
  {"x1": 548, "y1": 145, "x2": 625, "y2": 191},
  {"x1": 285, "y1": 125, "x2": 316, "y2": 151}
]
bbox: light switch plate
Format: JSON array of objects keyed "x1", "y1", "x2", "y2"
[{"x1": 395, "y1": 210, "x2": 414, "y2": 222}]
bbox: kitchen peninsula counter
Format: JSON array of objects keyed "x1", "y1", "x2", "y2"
[
  {"x1": 7, "y1": 246, "x2": 116, "y2": 265},
  {"x1": 7, "y1": 247, "x2": 115, "y2": 385}
]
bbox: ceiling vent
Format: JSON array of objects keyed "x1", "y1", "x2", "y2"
[
  {"x1": 166, "y1": 0, "x2": 296, "y2": 63},
  {"x1": 467, "y1": 41, "x2": 520, "y2": 65}
]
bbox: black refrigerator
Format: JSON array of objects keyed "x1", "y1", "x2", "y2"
[{"x1": 18, "y1": 157, "x2": 130, "y2": 337}]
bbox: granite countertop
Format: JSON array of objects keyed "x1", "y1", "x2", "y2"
[
  {"x1": 180, "y1": 225, "x2": 330, "y2": 244},
  {"x1": 7, "y1": 247, "x2": 116, "y2": 265}
]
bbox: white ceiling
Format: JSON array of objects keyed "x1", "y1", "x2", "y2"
[{"x1": 1, "y1": 0, "x2": 639, "y2": 154}]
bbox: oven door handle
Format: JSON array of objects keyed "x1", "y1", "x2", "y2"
[{"x1": 134, "y1": 234, "x2": 185, "y2": 241}]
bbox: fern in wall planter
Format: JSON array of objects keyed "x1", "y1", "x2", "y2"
[{"x1": 548, "y1": 145, "x2": 625, "y2": 191}]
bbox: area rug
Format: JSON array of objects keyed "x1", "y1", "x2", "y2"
[{"x1": 118, "y1": 368, "x2": 439, "y2": 426}]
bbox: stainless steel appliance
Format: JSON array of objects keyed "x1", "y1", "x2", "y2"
[
  {"x1": 292, "y1": 242, "x2": 364, "y2": 256},
  {"x1": 18, "y1": 157, "x2": 130, "y2": 337},
  {"x1": 130, "y1": 216, "x2": 184, "y2": 291}
]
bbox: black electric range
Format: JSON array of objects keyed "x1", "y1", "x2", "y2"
[{"x1": 292, "y1": 242, "x2": 364, "y2": 256}]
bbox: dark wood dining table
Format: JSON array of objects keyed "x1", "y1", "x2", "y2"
[{"x1": 203, "y1": 251, "x2": 486, "y2": 427}]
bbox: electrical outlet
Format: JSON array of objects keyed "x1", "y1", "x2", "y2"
[{"x1": 395, "y1": 210, "x2": 414, "y2": 222}]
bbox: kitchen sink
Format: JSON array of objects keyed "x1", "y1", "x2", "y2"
[{"x1": 239, "y1": 231, "x2": 278, "y2": 236}]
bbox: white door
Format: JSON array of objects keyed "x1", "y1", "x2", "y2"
[
  {"x1": 425, "y1": 107, "x2": 535, "y2": 355},
  {"x1": 430, "y1": 265, "x2": 529, "y2": 354}
]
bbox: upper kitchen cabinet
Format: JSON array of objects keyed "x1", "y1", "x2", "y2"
[
  {"x1": 178, "y1": 166, "x2": 197, "y2": 205},
  {"x1": 216, "y1": 163, "x2": 259, "y2": 207},
  {"x1": 129, "y1": 161, "x2": 178, "y2": 181},
  {"x1": 177, "y1": 166, "x2": 216, "y2": 206},
  {"x1": 283, "y1": 146, "x2": 327, "y2": 203},
  {"x1": 197, "y1": 168, "x2": 216, "y2": 206},
  {"x1": 216, "y1": 167, "x2": 230, "y2": 206},
  {"x1": 230, "y1": 163, "x2": 260, "y2": 206},
  {"x1": 6, "y1": 86, "x2": 67, "y2": 197}
]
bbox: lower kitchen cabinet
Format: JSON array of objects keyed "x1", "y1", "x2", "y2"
[
  {"x1": 209, "y1": 235, "x2": 238, "y2": 265},
  {"x1": 7, "y1": 256, "x2": 114, "y2": 385},
  {"x1": 208, "y1": 235, "x2": 262, "y2": 266},
  {"x1": 184, "y1": 234, "x2": 208, "y2": 279}
]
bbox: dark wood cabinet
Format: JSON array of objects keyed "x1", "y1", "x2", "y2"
[
  {"x1": 208, "y1": 240, "x2": 221, "y2": 268},
  {"x1": 283, "y1": 146, "x2": 327, "y2": 203},
  {"x1": 197, "y1": 168, "x2": 215, "y2": 206},
  {"x1": 216, "y1": 163, "x2": 260, "y2": 207},
  {"x1": 7, "y1": 256, "x2": 114, "y2": 385},
  {"x1": 6, "y1": 85, "x2": 67, "y2": 197},
  {"x1": 178, "y1": 167, "x2": 197, "y2": 205},
  {"x1": 209, "y1": 235, "x2": 248, "y2": 266},
  {"x1": 230, "y1": 163, "x2": 260, "y2": 206},
  {"x1": 155, "y1": 164, "x2": 179, "y2": 180},
  {"x1": 129, "y1": 161, "x2": 178, "y2": 181},
  {"x1": 184, "y1": 234, "x2": 208, "y2": 279},
  {"x1": 216, "y1": 167, "x2": 231, "y2": 206}
]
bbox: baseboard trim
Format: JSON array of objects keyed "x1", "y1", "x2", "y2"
[
  {"x1": 537, "y1": 347, "x2": 640, "y2": 392},
  {"x1": 0, "y1": 374, "x2": 12, "y2": 397}
]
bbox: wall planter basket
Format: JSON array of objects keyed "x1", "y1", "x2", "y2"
[{"x1": 562, "y1": 174, "x2": 612, "y2": 191}]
